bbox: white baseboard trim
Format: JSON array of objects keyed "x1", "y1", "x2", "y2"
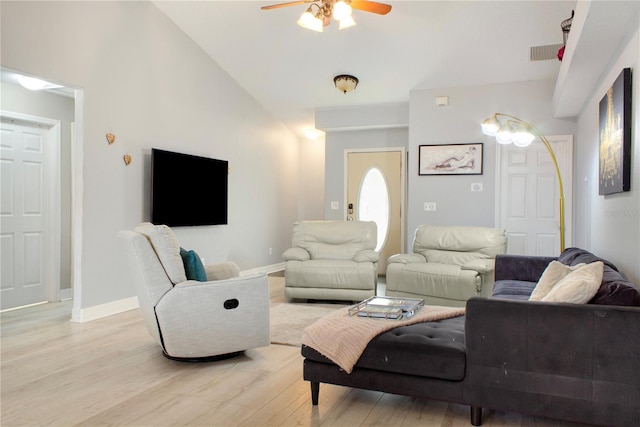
[
  {"x1": 71, "y1": 296, "x2": 139, "y2": 323},
  {"x1": 241, "y1": 262, "x2": 285, "y2": 277},
  {"x1": 70, "y1": 263, "x2": 284, "y2": 323}
]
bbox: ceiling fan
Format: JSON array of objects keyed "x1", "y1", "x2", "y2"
[{"x1": 261, "y1": 0, "x2": 392, "y2": 32}]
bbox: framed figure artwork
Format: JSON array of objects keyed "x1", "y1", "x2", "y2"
[
  {"x1": 419, "y1": 143, "x2": 483, "y2": 176},
  {"x1": 599, "y1": 67, "x2": 632, "y2": 195}
]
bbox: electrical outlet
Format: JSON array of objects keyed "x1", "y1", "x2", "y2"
[
  {"x1": 330, "y1": 201, "x2": 339, "y2": 210},
  {"x1": 424, "y1": 202, "x2": 437, "y2": 211}
]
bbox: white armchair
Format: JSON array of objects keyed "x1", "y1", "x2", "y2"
[
  {"x1": 283, "y1": 221, "x2": 379, "y2": 302},
  {"x1": 386, "y1": 225, "x2": 507, "y2": 307},
  {"x1": 118, "y1": 223, "x2": 270, "y2": 361}
]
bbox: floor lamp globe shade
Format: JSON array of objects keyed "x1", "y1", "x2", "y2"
[
  {"x1": 481, "y1": 117, "x2": 500, "y2": 136},
  {"x1": 495, "y1": 131, "x2": 513, "y2": 145},
  {"x1": 512, "y1": 131, "x2": 535, "y2": 147}
]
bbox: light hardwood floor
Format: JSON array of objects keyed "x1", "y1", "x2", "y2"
[{"x1": 1, "y1": 277, "x2": 588, "y2": 427}]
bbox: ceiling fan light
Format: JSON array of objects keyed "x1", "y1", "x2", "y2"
[
  {"x1": 297, "y1": 9, "x2": 323, "y2": 32},
  {"x1": 338, "y1": 15, "x2": 356, "y2": 29},
  {"x1": 333, "y1": 0, "x2": 352, "y2": 21}
]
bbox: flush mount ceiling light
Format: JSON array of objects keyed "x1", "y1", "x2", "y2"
[
  {"x1": 334, "y1": 74, "x2": 358, "y2": 94},
  {"x1": 261, "y1": 0, "x2": 391, "y2": 32}
]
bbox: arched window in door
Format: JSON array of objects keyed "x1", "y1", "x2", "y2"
[{"x1": 357, "y1": 167, "x2": 389, "y2": 252}]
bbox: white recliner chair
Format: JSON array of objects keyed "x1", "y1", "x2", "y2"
[
  {"x1": 118, "y1": 223, "x2": 270, "y2": 361},
  {"x1": 282, "y1": 220, "x2": 379, "y2": 302},
  {"x1": 386, "y1": 225, "x2": 507, "y2": 307}
]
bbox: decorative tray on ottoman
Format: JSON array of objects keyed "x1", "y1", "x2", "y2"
[{"x1": 348, "y1": 296, "x2": 424, "y2": 320}]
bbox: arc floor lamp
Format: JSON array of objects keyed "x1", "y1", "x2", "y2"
[{"x1": 481, "y1": 113, "x2": 565, "y2": 252}]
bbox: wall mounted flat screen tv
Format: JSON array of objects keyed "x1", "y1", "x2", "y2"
[{"x1": 151, "y1": 148, "x2": 228, "y2": 227}]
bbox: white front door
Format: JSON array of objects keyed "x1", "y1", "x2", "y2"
[
  {"x1": 497, "y1": 135, "x2": 573, "y2": 256},
  {"x1": 346, "y1": 149, "x2": 405, "y2": 275},
  {"x1": 1, "y1": 116, "x2": 58, "y2": 309}
]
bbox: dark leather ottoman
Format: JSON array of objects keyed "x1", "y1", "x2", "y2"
[{"x1": 302, "y1": 315, "x2": 481, "y2": 425}]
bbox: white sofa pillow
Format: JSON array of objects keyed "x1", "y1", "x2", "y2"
[
  {"x1": 530, "y1": 261, "x2": 585, "y2": 301},
  {"x1": 541, "y1": 261, "x2": 604, "y2": 304},
  {"x1": 135, "y1": 222, "x2": 186, "y2": 284}
]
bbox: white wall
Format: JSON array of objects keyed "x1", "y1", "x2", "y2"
[
  {"x1": 1, "y1": 1, "x2": 300, "y2": 313},
  {"x1": 1, "y1": 82, "x2": 74, "y2": 292},
  {"x1": 574, "y1": 28, "x2": 640, "y2": 284},
  {"x1": 407, "y1": 80, "x2": 576, "y2": 251}
]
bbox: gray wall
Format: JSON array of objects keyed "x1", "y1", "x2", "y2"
[
  {"x1": 323, "y1": 37, "x2": 640, "y2": 286},
  {"x1": 1, "y1": 1, "x2": 300, "y2": 311},
  {"x1": 318, "y1": 103, "x2": 409, "y2": 220},
  {"x1": 407, "y1": 80, "x2": 576, "y2": 251},
  {"x1": 1, "y1": 81, "x2": 75, "y2": 292},
  {"x1": 574, "y1": 27, "x2": 640, "y2": 284},
  {"x1": 323, "y1": 127, "x2": 409, "y2": 220},
  {"x1": 298, "y1": 137, "x2": 326, "y2": 221}
]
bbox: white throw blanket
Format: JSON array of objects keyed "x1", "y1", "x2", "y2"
[{"x1": 301, "y1": 305, "x2": 465, "y2": 373}]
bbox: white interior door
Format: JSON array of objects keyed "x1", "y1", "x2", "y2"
[
  {"x1": 346, "y1": 149, "x2": 404, "y2": 275},
  {"x1": 497, "y1": 135, "x2": 573, "y2": 256},
  {"x1": 1, "y1": 117, "x2": 57, "y2": 309}
]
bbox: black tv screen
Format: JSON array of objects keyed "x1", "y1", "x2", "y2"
[{"x1": 151, "y1": 148, "x2": 228, "y2": 227}]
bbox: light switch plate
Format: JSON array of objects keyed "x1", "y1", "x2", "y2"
[
  {"x1": 435, "y1": 96, "x2": 449, "y2": 106},
  {"x1": 471, "y1": 183, "x2": 483, "y2": 192}
]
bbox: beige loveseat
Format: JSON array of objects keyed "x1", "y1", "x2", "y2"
[
  {"x1": 386, "y1": 225, "x2": 507, "y2": 307},
  {"x1": 283, "y1": 220, "x2": 379, "y2": 302}
]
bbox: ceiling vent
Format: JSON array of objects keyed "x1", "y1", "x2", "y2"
[{"x1": 530, "y1": 43, "x2": 564, "y2": 61}]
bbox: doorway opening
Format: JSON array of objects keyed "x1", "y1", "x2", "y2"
[{"x1": 0, "y1": 68, "x2": 82, "y2": 317}]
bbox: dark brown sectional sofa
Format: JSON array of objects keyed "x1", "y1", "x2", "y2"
[{"x1": 302, "y1": 248, "x2": 640, "y2": 425}]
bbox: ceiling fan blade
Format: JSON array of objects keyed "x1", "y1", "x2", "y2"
[
  {"x1": 350, "y1": 0, "x2": 392, "y2": 15},
  {"x1": 261, "y1": 1, "x2": 310, "y2": 10}
]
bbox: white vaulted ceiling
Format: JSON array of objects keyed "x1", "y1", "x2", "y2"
[{"x1": 154, "y1": 1, "x2": 576, "y2": 139}]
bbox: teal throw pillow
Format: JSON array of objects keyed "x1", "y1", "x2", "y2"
[{"x1": 179, "y1": 247, "x2": 207, "y2": 282}]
